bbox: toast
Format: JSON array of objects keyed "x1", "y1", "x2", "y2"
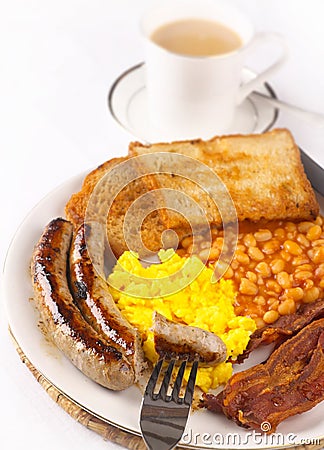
[
  {"x1": 65, "y1": 157, "x2": 169, "y2": 257},
  {"x1": 66, "y1": 129, "x2": 319, "y2": 258},
  {"x1": 129, "y1": 129, "x2": 319, "y2": 234}
]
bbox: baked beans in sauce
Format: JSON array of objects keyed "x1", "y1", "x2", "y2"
[{"x1": 177, "y1": 216, "x2": 324, "y2": 328}]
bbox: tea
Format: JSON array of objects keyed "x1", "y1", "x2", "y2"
[{"x1": 150, "y1": 18, "x2": 242, "y2": 57}]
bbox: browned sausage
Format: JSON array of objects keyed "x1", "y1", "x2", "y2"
[
  {"x1": 152, "y1": 312, "x2": 227, "y2": 365},
  {"x1": 69, "y1": 221, "x2": 146, "y2": 381},
  {"x1": 31, "y1": 218, "x2": 134, "y2": 390}
]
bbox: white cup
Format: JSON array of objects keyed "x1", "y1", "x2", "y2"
[{"x1": 141, "y1": 0, "x2": 288, "y2": 141}]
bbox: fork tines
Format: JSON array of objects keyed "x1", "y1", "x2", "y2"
[{"x1": 140, "y1": 358, "x2": 198, "y2": 450}]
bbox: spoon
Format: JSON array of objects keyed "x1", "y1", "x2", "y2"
[{"x1": 251, "y1": 91, "x2": 324, "y2": 127}]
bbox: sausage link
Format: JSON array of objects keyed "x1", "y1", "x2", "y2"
[
  {"x1": 69, "y1": 222, "x2": 146, "y2": 381},
  {"x1": 31, "y1": 218, "x2": 134, "y2": 390}
]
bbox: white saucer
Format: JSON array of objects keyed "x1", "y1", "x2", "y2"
[{"x1": 108, "y1": 63, "x2": 279, "y2": 143}]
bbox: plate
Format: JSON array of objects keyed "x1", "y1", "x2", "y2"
[
  {"x1": 108, "y1": 63, "x2": 279, "y2": 143},
  {"x1": 3, "y1": 173, "x2": 324, "y2": 449}
]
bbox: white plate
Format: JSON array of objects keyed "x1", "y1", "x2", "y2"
[
  {"x1": 3, "y1": 173, "x2": 324, "y2": 449},
  {"x1": 108, "y1": 63, "x2": 279, "y2": 143}
]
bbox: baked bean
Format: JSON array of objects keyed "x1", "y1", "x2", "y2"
[
  {"x1": 263, "y1": 310, "x2": 279, "y2": 324},
  {"x1": 297, "y1": 221, "x2": 314, "y2": 233},
  {"x1": 278, "y1": 299, "x2": 296, "y2": 315},
  {"x1": 306, "y1": 225, "x2": 322, "y2": 241},
  {"x1": 246, "y1": 271, "x2": 257, "y2": 283},
  {"x1": 311, "y1": 247, "x2": 324, "y2": 264},
  {"x1": 266, "y1": 279, "x2": 282, "y2": 293},
  {"x1": 248, "y1": 246, "x2": 264, "y2": 261},
  {"x1": 303, "y1": 286, "x2": 320, "y2": 303},
  {"x1": 253, "y1": 295, "x2": 266, "y2": 305},
  {"x1": 186, "y1": 243, "x2": 194, "y2": 254},
  {"x1": 214, "y1": 237, "x2": 224, "y2": 248},
  {"x1": 312, "y1": 239, "x2": 324, "y2": 247},
  {"x1": 207, "y1": 247, "x2": 219, "y2": 261},
  {"x1": 294, "y1": 270, "x2": 313, "y2": 281},
  {"x1": 261, "y1": 240, "x2": 281, "y2": 255},
  {"x1": 254, "y1": 317, "x2": 266, "y2": 328},
  {"x1": 283, "y1": 240, "x2": 302, "y2": 255},
  {"x1": 315, "y1": 264, "x2": 324, "y2": 277},
  {"x1": 270, "y1": 259, "x2": 285, "y2": 274},
  {"x1": 254, "y1": 230, "x2": 272, "y2": 242},
  {"x1": 280, "y1": 250, "x2": 292, "y2": 262},
  {"x1": 243, "y1": 233, "x2": 256, "y2": 247},
  {"x1": 239, "y1": 267, "x2": 246, "y2": 276},
  {"x1": 291, "y1": 256, "x2": 310, "y2": 266},
  {"x1": 285, "y1": 222, "x2": 297, "y2": 233},
  {"x1": 176, "y1": 249, "x2": 186, "y2": 258},
  {"x1": 267, "y1": 296, "x2": 278, "y2": 305},
  {"x1": 235, "y1": 250, "x2": 250, "y2": 265},
  {"x1": 274, "y1": 228, "x2": 285, "y2": 239},
  {"x1": 276, "y1": 271, "x2": 292, "y2": 289},
  {"x1": 294, "y1": 263, "x2": 312, "y2": 271},
  {"x1": 255, "y1": 262, "x2": 271, "y2": 278},
  {"x1": 315, "y1": 216, "x2": 323, "y2": 226},
  {"x1": 304, "y1": 279, "x2": 314, "y2": 290},
  {"x1": 320, "y1": 280, "x2": 324, "y2": 289},
  {"x1": 270, "y1": 300, "x2": 280, "y2": 311},
  {"x1": 296, "y1": 233, "x2": 310, "y2": 248},
  {"x1": 239, "y1": 278, "x2": 258, "y2": 295},
  {"x1": 283, "y1": 287, "x2": 304, "y2": 301},
  {"x1": 211, "y1": 228, "x2": 219, "y2": 238},
  {"x1": 181, "y1": 236, "x2": 193, "y2": 248},
  {"x1": 257, "y1": 275, "x2": 265, "y2": 285},
  {"x1": 199, "y1": 248, "x2": 212, "y2": 261},
  {"x1": 223, "y1": 266, "x2": 234, "y2": 279}
]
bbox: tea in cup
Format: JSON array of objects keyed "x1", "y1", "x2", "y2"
[{"x1": 141, "y1": 0, "x2": 288, "y2": 140}]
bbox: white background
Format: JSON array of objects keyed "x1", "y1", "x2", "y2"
[{"x1": 1, "y1": 0, "x2": 324, "y2": 449}]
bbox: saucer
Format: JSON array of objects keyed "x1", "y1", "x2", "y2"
[{"x1": 108, "y1": 63, "x2": 279, "y2": 143}]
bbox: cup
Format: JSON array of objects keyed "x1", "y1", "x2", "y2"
[{"x1": 140, "y1": 0, "x2": 288, "y2": 141}]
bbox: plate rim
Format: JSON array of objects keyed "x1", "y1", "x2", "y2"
[{"x1": 3, "y1": 172, "x2": 324, "y2": 450}]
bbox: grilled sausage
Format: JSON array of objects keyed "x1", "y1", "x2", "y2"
[
  {"x1": 152, "y1": 311, "x2": 227, "y2": 365},
  {"x1": 69, "y1": 221, "x2": 146, "y2": 381},
  {"x1": 31, "y1": 218, "x2": 134, "y2": 390}
]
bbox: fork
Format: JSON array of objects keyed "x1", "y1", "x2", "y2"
[{"x1": 140, "y1": 358, "x2": 199, "y2": 450}]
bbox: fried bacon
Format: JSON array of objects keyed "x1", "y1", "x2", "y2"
[
  {"x1": 235, "y1": 298, "x2": 324, "y2": 364},
  {"x1": 202, "y1": 318, "x2": 324, "y2": 433}
]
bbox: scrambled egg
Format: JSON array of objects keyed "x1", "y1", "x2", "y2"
[{"x1": 108, "y1": 249, "x2": 256, "y2": 392}]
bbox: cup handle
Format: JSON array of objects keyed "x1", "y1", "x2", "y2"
[{"x1": 237, "y1": 32, "x2": 288, "y2": 104}]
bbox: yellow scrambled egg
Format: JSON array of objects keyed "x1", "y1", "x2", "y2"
[{"x1": 108, "y1": 249, "x2": 256, "y2": 392}]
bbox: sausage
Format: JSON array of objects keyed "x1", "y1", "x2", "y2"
[
  {"x1": 31, "y1": 218, "x2": 134, "y2": 390},
  {"x1": 69, "y1": 221, "x2": 146, "y2": 381},
  {"x1": 152, "y1": 311, "x2": 227, "y2": 365}
]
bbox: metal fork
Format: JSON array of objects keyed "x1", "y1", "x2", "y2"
[{"x1": 140, "y1": 358, "x2": 199, "y2": 450}]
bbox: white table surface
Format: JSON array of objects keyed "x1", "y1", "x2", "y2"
[{"x1": 1, "y1": 1, "x2": 324, "y2": 449}]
